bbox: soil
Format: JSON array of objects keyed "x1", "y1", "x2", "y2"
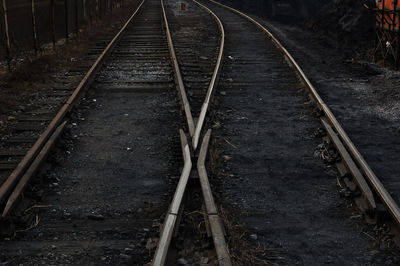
[{"x1": 199, "y1": 0, "x2": 400, "y2": 265}]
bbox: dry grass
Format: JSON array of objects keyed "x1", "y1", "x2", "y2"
[{"x1": 219, "y1": 206, "x2": 285, "y2": 266}]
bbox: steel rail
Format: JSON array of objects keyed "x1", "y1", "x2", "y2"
[
  {"x1": 205, "y1": 0, "x2": 400, "y2": 226},
  {"x1": 0, "y1": 0, "x2": 146, "y2": 216},
  {"x1": 153, "y1": 1, "x2": 230, "y2": 264},
  {"x1": 160, "y1": 0, "x2": 195, "y2": 137},
  {"x1": 191, "y1": 0, "x2": 225, "y2": 150},
  {"x1": 198, "y1": 130, "x2": 231, "y2": 265},
  {"x1": 152, "y1": 130, "x2": 192, "y2": 266},
  {"x1": 2, "y1": 121, "x2": 68, "y2": 218}
]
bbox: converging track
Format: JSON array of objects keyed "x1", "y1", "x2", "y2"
[
  {"x1": 1, "y1": 0, "x2": 400, "y2": 265},
  {"x1": 0, "y1": 0, "x2": 229, "y2": 264}
]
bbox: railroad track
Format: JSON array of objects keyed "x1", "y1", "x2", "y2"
[
  {"x1": 0, "y1": 0, "x2": 229, "y2": 264},
  {"x1": 199, "y1": 0, "x2": 400, "y2": 253},
  {"x1": 1, "y1": 0, "x2": 400, "y2": 264}
]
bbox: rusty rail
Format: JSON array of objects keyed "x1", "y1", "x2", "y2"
[{"x1": 206, "y1": 0, "x2": 400, "y2": 227}]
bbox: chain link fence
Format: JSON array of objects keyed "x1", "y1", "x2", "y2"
[{"x1": 0, "y1": 0, "x2": 126, "y2": 70}]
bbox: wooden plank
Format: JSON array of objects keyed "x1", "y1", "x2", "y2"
[
  {"x1": 14, "y1": 124, "x2": 44, "y2": 131},
  {"x1": 17, "y1": 116, "x2": 52, "y2": 122},
  {"x1": 0, "y1": 104, "x2": 68, "y2": 207},
  {"x1": 0, "y1": 150, "x2": 28, "y2": 156},
  {"x1": 2, "y1": 121, "x2": 67, "y2": 217},
  {"x1": 4, "y1": 137, "x2": 37, "y2": 144},
  {"x1": 97, "y1": 84, "x2": 170, "y2": 90},
  {"x1": 0, "y1": 163, "x2": 18, "y2": 170},
  {"x1": 100, "y1": 79, "x2": 172, "y2": 83}
]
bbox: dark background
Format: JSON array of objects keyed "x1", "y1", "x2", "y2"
[
  {"x1": 0, "y1": 0, "x2": 115, "y2": 60},
  {"x1": 0, "y1": 0, "x2": 377, "y2": 61},
  {"x1": 218, "y1": 0, "x2": 376, "y2": 49}
]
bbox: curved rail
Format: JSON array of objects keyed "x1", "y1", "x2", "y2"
[
  {"x1": 153, "y1": 1, "x2": 230, "y2": 265},
  {"x1": 191, "y1": 0, "x2": 225, "y2": 150},
  {"x1": 161, "y1": 0, "x2": 224, "y2": 148},
  {"x1": 0, "y1": 0, "x2": 146, "y2": 218},
  {"x1": 161, "y1": 0, "x2": 195, "y2": 137},
  {"x1": 205, "y1": 0, "x2": 400, "y2": 226}
]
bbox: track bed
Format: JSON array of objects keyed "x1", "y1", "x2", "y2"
[
  {"x1": 0, "y1": 1, "x2": 179, "y2": 264},
  {"x1": 199, "y1": 0, "x2": 397, "y2": 265},
  {"x1": 256, "y1": 17, "x2": 400, "y2": 205},
  {"x1": 1, "y1": 0, "x2": 400, "y2": 265}
]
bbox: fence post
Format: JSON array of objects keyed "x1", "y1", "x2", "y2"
[
  {"x1": 1, "y1": 0, "x2": 11, "y2": 72},
  {"x1": 96, "y1": 0, "x2": 99, "y2": 22},
  {"x1": 31, "y1": 0, "x2": 39, "y2": 55},
  {"x1": 83, "y1": 0, "x2": 86, "y2": 18},
  {"x1": 75, "y1": 0, "x2": 78, "y2": 36},
  {"x1": 64, "y1": 0, "x2": 69, "y2": 42},
  {"x1": 395, "y1": 0, "x2": 400, "y2": 70},
  {"x1": 50, "y1": 0, "x2": 56, "y2": 49},
  {"x1": 99, "y1": 0, "x2": 103, "y2": 20}
]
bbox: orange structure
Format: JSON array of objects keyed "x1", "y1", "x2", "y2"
[
  {"x1": 374, "y1": 0, "x2": 400, "y2": 68},
  {"x1": 377, "y1": 0, "x2": 400, "y2": 30}
]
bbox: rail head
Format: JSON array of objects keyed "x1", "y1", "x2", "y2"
[
  {"x1": 152, "y1": 139, "x2": 192, "y2": 266},
  {"x1": 192, "y1": 0, "x2": 225, "y2": 150},
  {"x1": 197, "y1": 129, "x2": 232, "y2": 265},
  {"x1": 160, "y1": 0, "x2": 195, "y2": 137},
  {"x1": 205, "y1": 0, "x2": 400, "y2": 226}
]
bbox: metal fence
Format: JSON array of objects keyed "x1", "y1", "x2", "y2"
[
  {"x1": 0, "y1": 0, "x2": 126, "y2": 71},
  {"x1": 373, "y1": 0, "x2": 400, "y2": 69}
]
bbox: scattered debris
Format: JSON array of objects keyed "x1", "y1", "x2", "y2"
[{"x1": 87, "y1": 214, "x2": 105, "y2": 221}]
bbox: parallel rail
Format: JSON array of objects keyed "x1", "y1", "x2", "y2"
[
  {"x1": 205, "y1": 0, "x2": 400, "y2": 229},
  {"x1": 0, "y1": 0, "x2": 146, "y2": 218}
]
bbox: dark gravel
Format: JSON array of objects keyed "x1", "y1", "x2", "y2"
[
  {"x1": 0, "y1": 1, "x2": 179, "y2": 264},
  {"x1": 253, "y1": 9, "x2": 400, "y2": 210},
  {"x1": 200, "y1": 0, "x2": 399, "y2": 265}
]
